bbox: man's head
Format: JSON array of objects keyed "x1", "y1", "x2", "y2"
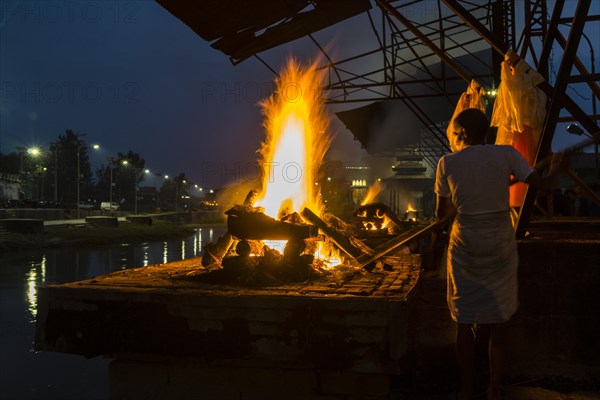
[{"x1": 450, "y1": 108, "x2": 489, "y2": 148}]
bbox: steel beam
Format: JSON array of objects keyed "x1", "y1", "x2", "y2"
[
  {"x1": 442, "y1": 0, "x2": 599, "y2": 134},
  {"x1": 554, "y1": 29, "x2": 600, "y2": 100},
  {"x1": 537, "y1": 0, "x2": 565, "y2": 78},
  {"x1": 516, "y1": 0, "x2": 592, "y2": 235},
  {"x1": 376, "y1": 0, "x2": 473, "y2": 84}
]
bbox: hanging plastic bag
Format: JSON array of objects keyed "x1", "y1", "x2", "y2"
[
  {"x1": 491, "y1": 50, "x2": 547, "y2": 206},
  {"x1": 446, "y1": 80, "x2": 488, "y2": 152}
]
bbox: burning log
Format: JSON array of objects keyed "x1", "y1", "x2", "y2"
[
  {"x1": 201, "y1": 232, "x2": 235, "y2": 267},
  {"x1": 301, "y1": 207, "x2": 371, "y2": 260},
  {"x1": 243, "y1": 189, "x2": 259, "y2": 206},
  {"x1": 353, "y1": 202, "x2": 405, "y2": 233},
  {"x1": 226, "y1": 205, "x2": 317, "y2": 241},
  {"x1": 356, "y1": 217, "x2": 451, "y2": 269}
]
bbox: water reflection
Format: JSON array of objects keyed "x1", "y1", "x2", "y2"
[
  {"x1": 163, "y1": 241, "x2": 168, "y2": 264},
  {"x1": 26, "y1": 267, "x2": 37, "y2": 319},
  {"x1": 142, "y1": 244, "x2": 150, "y2": 267},
  {"x1": 1, "y1": 227, "x2": 225, "y2": 400},
  {"x1": 25, "y1": 255, "x2": 47, "y2": 321}
]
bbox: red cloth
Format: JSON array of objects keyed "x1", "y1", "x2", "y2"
[{"x1": 509, "y1": 126, "x2": 537, "y2": 206}]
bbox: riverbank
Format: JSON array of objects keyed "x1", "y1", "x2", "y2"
[{"x1": 0, "y1": 220, "x2": 226, "y2": 252}]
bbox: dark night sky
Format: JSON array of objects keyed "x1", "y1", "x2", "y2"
[
  {"x1": 1, "y1": 1, "x2": 598, "y2": 189},
  {"x1": 0, "y1": 1, "x2": 373, "y2": 189}
]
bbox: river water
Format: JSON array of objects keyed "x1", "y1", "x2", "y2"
[{"x1": 0, "y1": 227, "x2": 225, "y2": 400}]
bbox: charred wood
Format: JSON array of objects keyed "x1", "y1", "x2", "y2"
[
  {"x1": 201, "y1": 232, "x2": 235, "y2": 267},
  {"x1": 301, "y1": 207, "x2": 369, "y2": 260},
  {"x1": 356, "y1": 217, "x2": 450, "y2": 269},
  {"x1": 227, "y1": 205, "x2": 316, "y2": 241}
]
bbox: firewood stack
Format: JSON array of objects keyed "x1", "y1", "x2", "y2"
[{"x1": 199, "y1": 190, "x2": 438, "y2": 284}]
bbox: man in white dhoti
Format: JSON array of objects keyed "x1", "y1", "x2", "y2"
[{"x1": 434, "y1": 109, "x2": 563, "y2": 400}]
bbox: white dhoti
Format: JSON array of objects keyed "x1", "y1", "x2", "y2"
[{"x1": 446, "y1": 211, "x2": 518, "y2": 324}]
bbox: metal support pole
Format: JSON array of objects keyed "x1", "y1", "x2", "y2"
[
  {"x1": 516, "y1": 0, "x2": 592, "y2": 235},
  {"x1": 442, "y1": 0, "x2": 599, "y2": 135},
  {"x1": 53, "y1": 144, "x2": 58, "y2": 203},
  {"x1": 74, "y1": 133, "x2": 87, "y2": 218},
  {"x1": 77, "y1": 144, "x2": 80, "y2": 219},
  {"x1": 109, "y1": 165, "x2": 113, "y2": 206},
  {"x1": 134, "y1": 169, "x2": 138, "y2": 215},
  {"x1": 554, "y1": 29, "x2": 600, "y2": 100},
  {"x1": 154, "y1": 173, "x2": 162, "y2": 211},
  {"x1": 537, "y1": 0, "x2": 565, "y2": 78}
]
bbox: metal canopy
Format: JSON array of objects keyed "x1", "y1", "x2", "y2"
[
  {"x1": 155, "y1": 0, "x2": 371, "y2": 64},
  {"x1": 156, "y1": 0, "x2": 600, "y2": 225}
]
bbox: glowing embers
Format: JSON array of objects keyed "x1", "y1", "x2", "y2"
[
  {"x1": 404, "y1": 203, "x2": 420, "y2": 223},
  {"x1": 352, "y1": 202, "x2": 403, "y2": 237}
]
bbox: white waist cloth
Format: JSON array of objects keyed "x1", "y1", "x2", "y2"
[{"x1": 446, "y1": 211, "x2": 518, "y2": 324}]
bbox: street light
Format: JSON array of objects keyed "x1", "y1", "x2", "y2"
[
  {"x1": 566, "y1": 123, "x2": 587, "y2": 137},
  {"x1": 16, "y1": 146, "x2": 46, "y2": 200},
  {"x1": 121, "y1": 160, "x2": 144, "y2": 214},
  {"x1": 138, "y1": 169, "x2": 151, "y2": 214},
  {"x1": 27, "y1": 147, "x2": 43, "y2": 200},
  {"x1": 107, "y1": 158, "x2": 128, "y2": 209},
  {"x1": 132, "y1": 168, "x2": 150, "y2": 215},
  {"x1": 107, "y1": 157, "x2": 116, "y2": 206},
  {"x1": 74, "y1": 133, "x2": 88, "y2": 219},
  {"x1": 153, "y1": 172, "x2": 163, "y2": 210},
  {"x1": 49, "y1": 142, "x2": 59, "y2": 203},
  {"x1": 134, "y1": 168, "x2": 139, "y2": 215}
]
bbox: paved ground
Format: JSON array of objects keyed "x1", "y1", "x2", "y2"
[{"x1": 391, "y1": 386, "x2": 600, "y2": 399}]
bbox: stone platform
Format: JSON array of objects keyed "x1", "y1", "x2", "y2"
[{"x1": 35, "y1": 254, "x2": 421, "y2": 399}]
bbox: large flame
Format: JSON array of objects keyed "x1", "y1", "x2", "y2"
[
  {"x1": 255, "y1": 59, "x2": 331, "y2": 218},
  {"x1": 254, "y1": 59, "x2": 342, "y2": 267}
]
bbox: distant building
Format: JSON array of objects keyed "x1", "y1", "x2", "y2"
[
  {"x1": 0, "y1": 173, "x2": 21, "y2": 201},
  {"x1": 137, "y1": 186, "x2": 158, "y2": 212}
]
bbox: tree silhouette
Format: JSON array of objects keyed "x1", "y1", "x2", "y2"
[
  {"x1": 102, "y1": 151, "x2": 145, "y2": 211},
  {"x1": 159, "y1": 172, "x2": 188, "y2": 211},
  {"x1": 53, "y1": 130, "x2": 93, "y2": 205}
]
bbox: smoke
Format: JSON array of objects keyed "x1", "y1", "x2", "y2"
[{"x1": 215, "y1": 180, "x2": 260, "y2": 211}]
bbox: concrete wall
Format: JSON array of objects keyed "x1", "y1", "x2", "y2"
[{"x1": 510, "y1": 238, "x2": 600, "y2": 380}]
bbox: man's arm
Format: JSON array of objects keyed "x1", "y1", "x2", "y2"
[
  {"x1": 523, "y1": 152, "x2": 569, "y2": 193},
  {"x1": 435, "y1": 195, "x2": 457, "y2": 220}
]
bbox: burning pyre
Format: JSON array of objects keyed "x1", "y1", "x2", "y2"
[{"x1": 199, "y1": 59, "x2": 419, "y2": 284}]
